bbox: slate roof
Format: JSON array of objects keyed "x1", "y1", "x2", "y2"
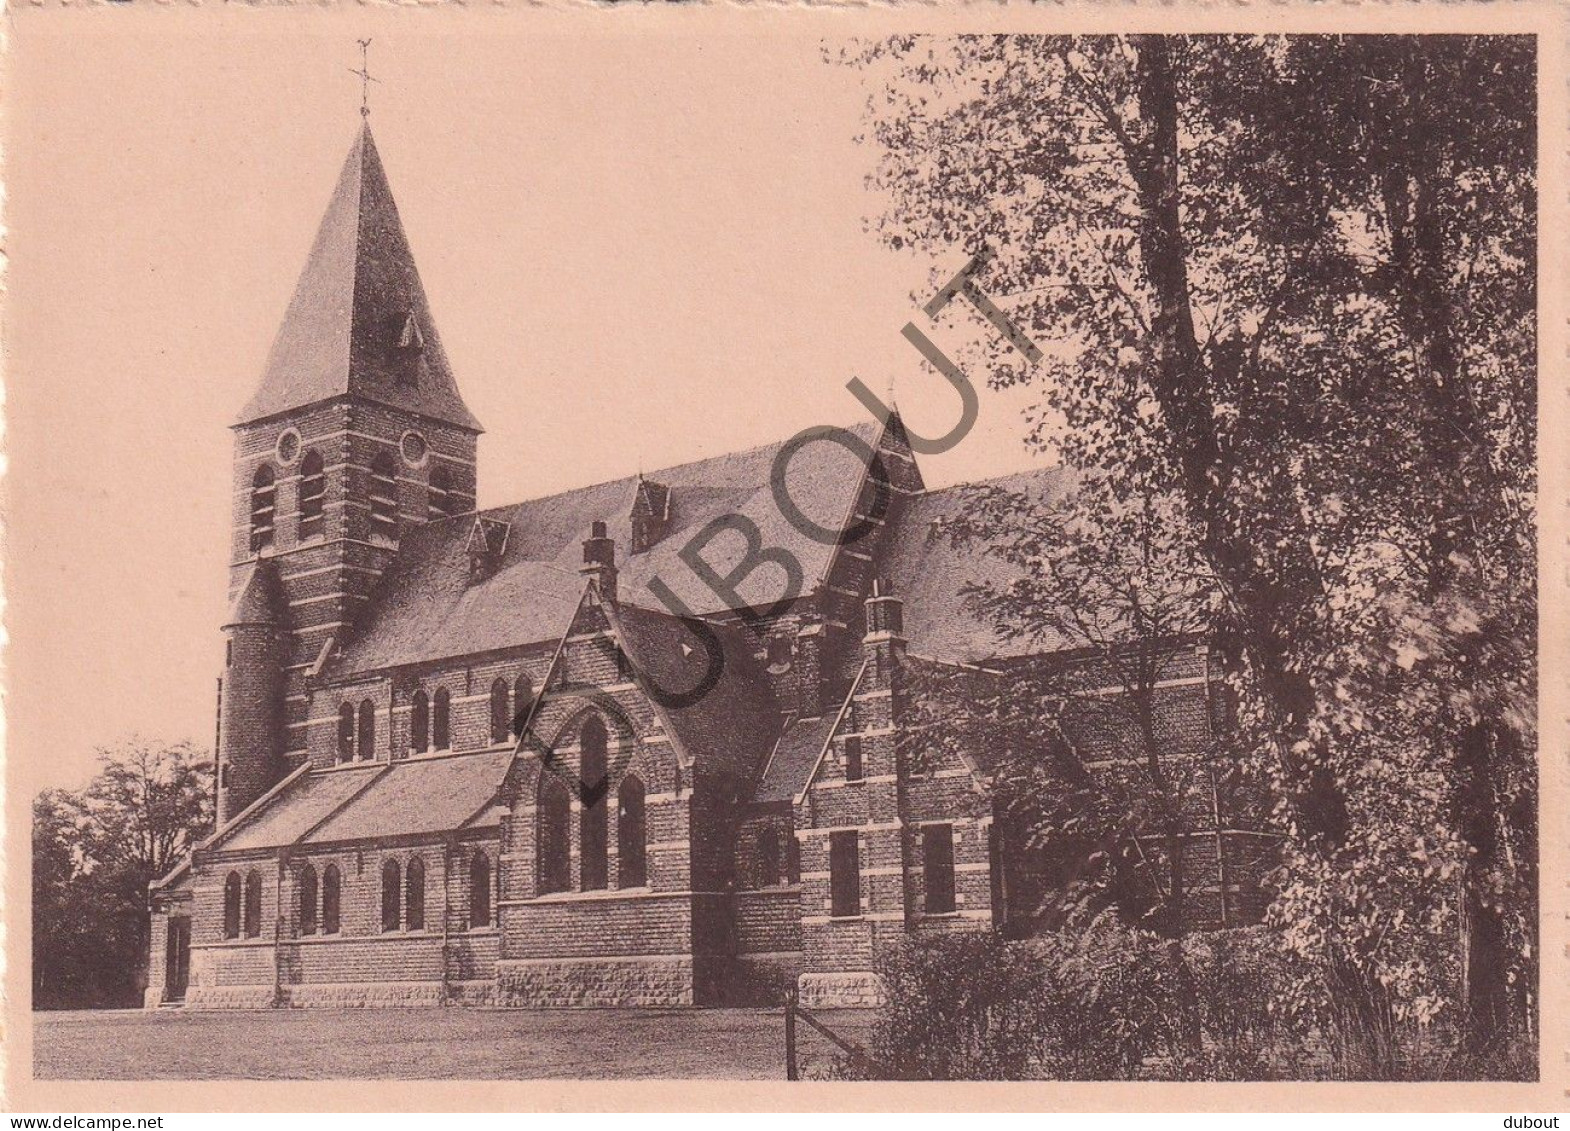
[
  {"x1": 752, "y1": 714, "x2": 837, "y2": 804},
  {"x1": 610, "y1": 602, "x2": 779, "y2": 785},
  {"x1": 210, "y1": 750, "x2": 511, "y2": 857},
  {"x1": 881, "y1": 465, "x2": 1077, "y2": 664},
  {"x1": 236, "y1": 123, "x2": 481, "y2": 432},
  {"x1": 328, "y1": 422, "x2": 882, "y2": 678},
  {"x1": 225, "y1": 560, "x2": 285, "y2": 628},
  {"x1": 303, "y1": 749, "x2": 513, "y2": 844},
  {"x1": 218, "y1": 764, "x2": 381, "y2": 852}
]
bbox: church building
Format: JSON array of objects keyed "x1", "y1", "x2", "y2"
[{"x1": 145, "y1": 121, "x2": 1256, "y2": 1010}]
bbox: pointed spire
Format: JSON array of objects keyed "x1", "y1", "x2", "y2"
[{"x1": 237, "y1": 122, "x2": 482, "y2": 432}]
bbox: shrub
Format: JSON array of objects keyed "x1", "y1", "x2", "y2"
[
  {"x1": 849, "y1": 919, "x2": 1308, "y2": 1080},
  {"x1": 860, "y1": 930, "x2": 1057, "y2": 1080}
]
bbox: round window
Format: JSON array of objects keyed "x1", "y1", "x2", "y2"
[
  {"x1": 275, "y1": 429, "x2": 302, "y2": 466},
  {"x1": 400, "y1": 431, "x2": 429, "y2": 467}
]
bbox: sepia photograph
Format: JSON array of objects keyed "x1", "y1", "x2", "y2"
[{"x1": 4, "y1": 2, "x2": 1559, "y2": 1112}]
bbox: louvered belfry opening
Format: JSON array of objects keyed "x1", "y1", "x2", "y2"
[{"x1": 369, "y1": 452, "x2": 398, "y2": 543}]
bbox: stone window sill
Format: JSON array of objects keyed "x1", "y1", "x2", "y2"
[
  {"x1": 920, "y1": 910, "x2": 960, "y2": 919},
  {"x1": 528, "y1": 886, "x2": 653, "y2": 903},
  {"x1": 828, "y1": 914, "x2": 865, "y2": 923}
]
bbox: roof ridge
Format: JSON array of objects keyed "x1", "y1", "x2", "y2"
[
  {"x1": 918, "y1": 461, "x2": 1074, "y2": 498},
  {"x1": 474, "y1": 418, "x2": 884, "y2": 516}
]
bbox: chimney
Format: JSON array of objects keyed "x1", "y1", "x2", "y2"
[{"x1": 582, "y1": 520, "x2": 618, "y2": 600}]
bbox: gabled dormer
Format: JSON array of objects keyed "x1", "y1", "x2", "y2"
[
  {"x1": 467, "y1": 516, "x2": 512, "y2": 582},
  {"x1": 630, "y1": 477, "x2": 671, "y2": 553}
]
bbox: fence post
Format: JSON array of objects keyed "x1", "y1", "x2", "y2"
[{"x1": 785, "y1": 985, "x2": 799, "y2": 1080}]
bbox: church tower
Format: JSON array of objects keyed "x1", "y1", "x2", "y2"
[{"x1": 217, "y1": 121, "x2": 482, "y2": 823}]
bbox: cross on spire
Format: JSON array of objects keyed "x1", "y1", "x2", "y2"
[{"x1": 349, "y1": 38, "x2": 379, "y2": 118}]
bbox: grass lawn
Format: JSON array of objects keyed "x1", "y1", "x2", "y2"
[{"x1": 33, "y1": 1006, "x2": 873, "y2": 1080}]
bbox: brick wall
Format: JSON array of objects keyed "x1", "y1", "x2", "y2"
[{"x1": 231, "y1": 400, "x2": 478, "y2": 770}]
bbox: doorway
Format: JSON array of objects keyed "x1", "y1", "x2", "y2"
[{"x1": 164, "y1": 917, "x2": 190, "y2": 1003}]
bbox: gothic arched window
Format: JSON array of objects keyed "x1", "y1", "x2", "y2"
[
  {"x1": 617, "y1": 775, "x2": 647, "y2": 889},
  {"x1": 223, "y1": 872, "x2": 242, "y2": 940},
  {"x1": 299, "y1": 864, "x2": 319, "y2": 936},
  {"x1": 757, "y1": 828, "x2": 781, "y2": 888},
  {"x1": 470, "y1": 851, "x2": 493, "y2": 929},
  {"x1": 243, "y1": 870, "x2": 263, "y2": 939},
  {"x1": 433, "y1": 688, "x2": 451, "y2": 750},
  {"x1": 250, "y1": 464, "x2": 276, "y2": 552},
  {"x1": 410, "y1": 690, "x2": 429, "y2": 755},
  {"x1": 298, "y1": 450, "x2": 326, "y2": 541},
  {"x1": 381, "y1": 858, "x2": 401, "y2": 933},
  {"x1": 322, "y1": 864, "x2": 341, "y2": 935},
  {"x1": 369, "y1": 451, "x2": 398, "y2": 542},
  {"x1": 580, "y1": 717, "x2": 609, "y2": 891},
  {"x1": 406, "y1": 856, "x2": 426, "y2": 931},
  {"x1": 358, "y1": 700, "x2": 376, "y2": 761},
  {"x1": 537, "y1": 774, "x2": 571, "y2": 897},
  {"x1": 489, "y1": 679, "x2": 510, "y2": 745},
  {"x1": 427, "y1": 465, "x2": 454, "y2": 520},
  {"x1": 511, "y1": 675, "x2": 534, "y2": 738},
  {"x1": 337, "y1": 703, "x2": 355, "y2": 764}
]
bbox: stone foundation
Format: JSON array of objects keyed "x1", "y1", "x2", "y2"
[
  {"x1": 797, "y1": 971, "x2": 885, "y2": 1009},
  {"x1": 496, "y1": 955, "x2": 693, "y2": 1007},
  {"x1": 282, "y1": 981, "x2": 445, "y2": 1009},
  {"x1": 183, "y1": 984, "x2": 279, "y2": 1010},
  {"x1": 722, "y1": 953, "x2": 803, "y2": 1006},
  {"x1": 447, "y1": 979, "x2": 498, "y2": 1007}
]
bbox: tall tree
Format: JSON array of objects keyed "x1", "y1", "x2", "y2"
[
  {"x1": 848, "y1": 34, "x2": 1535, "y2": 1069},
  {"x1": 33, "y1": 739, "x2": 212, "y2": 1009}
]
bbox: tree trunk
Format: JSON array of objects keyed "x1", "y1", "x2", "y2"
[
  {"x1": 1124, "y1": 35, "x2": 1347, "y2": 849},
  {"x1": 1375, "y1": 42, "x2": 1532, "y2": 1057}
]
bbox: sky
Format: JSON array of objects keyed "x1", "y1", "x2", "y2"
[{"x1": 7, "y1": 9, "x2": 1055, "y2": 792}]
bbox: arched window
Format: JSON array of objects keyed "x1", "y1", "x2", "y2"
[
  {"x1": 250, "y1": 464, "x2": 276, "y2": 551},
  {"x1": 243, "y1": 870, "x2": 263, "y2": 938},
  {"x1": 617, "y1": 775, "x2": 647, "y2": 889},
  {"x1": 406, "y1": 856, "x2": 426, "y2": 931},
  {"x1": 427, "y1": 465, "x2": 453, "y2": 520},
  {"x1": 223, "y1": 872, "x2": 242, "y2": 940},
  {"x1": 489, "y1": 678, "x2": 510, "y2": 745},
  {"x1": 381, "y1": 858, "x2": 401, "y2": 933},
  {"x1": 433, "y1": 688, "x2": 451, "y2": 750},
  {"x1": 580, "y1": 717, "x2": 609, "y2": 891},
  {"x1": 537, "y1": 774, "x2": 571, "y2": 896},
  {"x1": 410, "y1": 690, "x2": 429, "y2": 755},
  {"x1": 357, "y1": 700, "x2": 376, "y2": 761},
  {"x1": 337, "y1": 703, "x2": 355, "y2": 763},
  {"x1": 470, "y1": 851, "x2": 493, "y2": 929},
  {"x1": 757, "y1": 828, "x2": 781, "y2": 888},
  {"x1": 511, "y1": 675, "x2": 534, "y2": 738},
  {"x1": 299, "y1": 864, "x2": 319, "y2": 936},
  {"x1": 369, "y1": 452, "x2": 398, "y2": 542},
  {"x1": 322, "y1": 864, "x2": 341, "y2": 935},
  {"x1": 298, "y1": 450, "x2": 326, "y2": 540}
]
